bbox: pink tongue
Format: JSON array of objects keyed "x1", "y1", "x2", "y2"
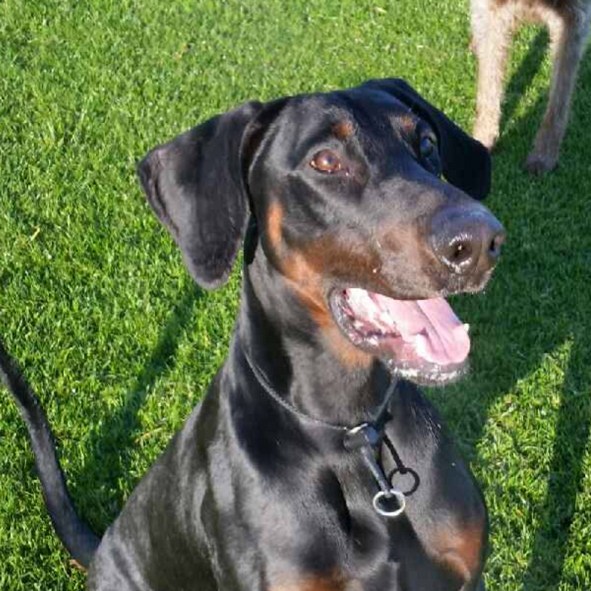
[{"x1": 347, "y1": 289, "x2": 470, "y2": 365}]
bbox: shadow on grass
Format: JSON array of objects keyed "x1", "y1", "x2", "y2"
[
  {"x1": 500, "y1": 29, "x2": 549, "y2": 132},
  {"x1": 499, "y1": 36, "x2": 591, "y2": 591},
  {"x1": 522, "y1": 343, "x2": 591, "y2": 591},
  {"x1": 437, "y1": 31, "x2": 591, "y2": 591},
  {"x1": 80, "y1": 280, "x2": 203, "y2": 522}
]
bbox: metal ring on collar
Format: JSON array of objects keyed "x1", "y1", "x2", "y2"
[
  {"x1": 372, "y1": 489, "x2": 406, "y2": 518},
  {"x1": 346, "y1": 423, "x2": 368, "y2": 436}
]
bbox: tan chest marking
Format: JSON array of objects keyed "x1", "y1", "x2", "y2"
[
  {"x1": 271, "y1": 572, "x2": 361, "y2": 591},
  {"x1": 432, "y1": 520, "x2": 486, "y2": 582}
]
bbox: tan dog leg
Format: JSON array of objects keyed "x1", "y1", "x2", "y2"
[
  {"x1": 525, "y1": 8, "x2": 591, "y2": 173},
  {"x1": 471, "y1": 0, "x2": 515, "y2": 149}
]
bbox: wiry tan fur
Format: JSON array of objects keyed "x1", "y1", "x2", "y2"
[{"x1": 471, "y1": 0, "x2": 591, "y2": 173}]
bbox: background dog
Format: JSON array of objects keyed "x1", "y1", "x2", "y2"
[{"x1": 471, "y1": 0, "x2": 591, "y2": 173}]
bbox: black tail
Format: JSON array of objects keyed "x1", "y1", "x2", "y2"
[{"x1": 0, "y1": 339, "x2": 100, "y2": 568}]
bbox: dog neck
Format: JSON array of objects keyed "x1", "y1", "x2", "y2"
[{"x1": 235, "y1": 248, "x2": 394, "y2": 427}]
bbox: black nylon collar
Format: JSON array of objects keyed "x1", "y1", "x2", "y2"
[{"x1": 242, "y1": 348, "x2": 396, "y2": 432}]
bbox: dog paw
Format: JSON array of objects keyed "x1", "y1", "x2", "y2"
[{"x1": 524, "y1": 151, "x2": 558, "y2": 175}]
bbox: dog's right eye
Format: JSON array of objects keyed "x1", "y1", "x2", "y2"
[
  {"x1": 419, "y1": 135, "x2": 437, "y2": 159},
  {"x1": 310, "y1": 149, "x2": 342, "y2": 174},
  {"x1": 416, "y1": 130, "x2": 441, "y2": 177}
]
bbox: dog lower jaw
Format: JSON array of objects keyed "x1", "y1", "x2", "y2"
[{"x1": 385, "y1": 358, "x2": 468, "y2": 387}]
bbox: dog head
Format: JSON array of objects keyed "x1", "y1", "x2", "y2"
[{"x1": 138, "y1": 79, "x2": 504, "y2": 385}]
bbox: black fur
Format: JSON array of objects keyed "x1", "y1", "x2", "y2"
[
  {"x1": 1, "y1": 79, "x2": 505, "y2": 591},
  {"x1": 362, "y1": 79, "x2": 491, "y2": 200},
  {"x1": 138, "y1": 101, "x2": 262, "y2": 289}
]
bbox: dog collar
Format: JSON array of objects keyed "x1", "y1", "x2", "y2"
[{"x1": 242, "y1": 349, "x2": 419, "y2": 518}]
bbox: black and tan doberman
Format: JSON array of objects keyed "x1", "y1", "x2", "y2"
[{"x1": 0, "y1": 78, "x2": 505, "y2": 590}]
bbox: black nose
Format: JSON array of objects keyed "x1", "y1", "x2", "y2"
[{"x1": 429, "y1": 206, "x2": 505, "y2": 274}]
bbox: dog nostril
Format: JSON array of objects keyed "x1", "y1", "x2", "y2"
[
  {"x1": 430, "y1": 207, "x2": 505, "y2": 274},
  {"x1": 449, "y1": 240, "x2": 473, "y2": 265},
  {"x1": 488, "y1": 233, "x2": 504, "y2": 259}
]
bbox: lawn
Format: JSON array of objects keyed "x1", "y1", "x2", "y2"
[{"x1": 1, "y1": 0, "x2": 590, "y2": 589}]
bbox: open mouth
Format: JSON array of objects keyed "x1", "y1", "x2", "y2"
[{"x1": 329, "y1": 288, "x2": 471, "y2": 385}]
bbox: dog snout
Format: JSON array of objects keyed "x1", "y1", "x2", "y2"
[{"x1": 429, "y1": 206, "x2": 505, "y2": 275}]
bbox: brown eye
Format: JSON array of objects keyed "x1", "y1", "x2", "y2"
[
  {"x1": 419, "y1": 134, "x2": 437, "y2": 159},
  {"x1": 310, "y1": 149, "x2": 342, "y2": 174}
]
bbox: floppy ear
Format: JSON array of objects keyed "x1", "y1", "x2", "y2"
[
  {"x1": 138, "y1": 101, "x2": 263, "y2": 289},
  {"x1": 362, "y1": 78, "x2": 491, "y2": 200}
]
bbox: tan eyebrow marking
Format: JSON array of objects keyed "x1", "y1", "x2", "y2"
[{"x1": 332, "y1": 120, "x2": 355, "y2": 140}]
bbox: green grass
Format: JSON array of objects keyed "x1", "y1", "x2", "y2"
[{"x1": 1, "y1": 0, "x2": 590, "y2": 588}]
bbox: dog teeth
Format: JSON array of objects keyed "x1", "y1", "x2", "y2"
[{"x1": 463, "y1": 323, "x2": 470, "y2": 333}]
